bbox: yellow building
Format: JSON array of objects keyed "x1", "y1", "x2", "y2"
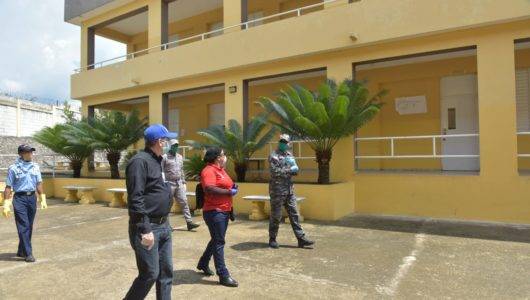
[{"x1": 64, "y1": 0, "x2": 530, "y2": 224}]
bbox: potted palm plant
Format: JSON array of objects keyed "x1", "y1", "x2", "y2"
[
  {"x1": 64, "y1": 110, "x2": 148, "y2": 179},
  {"x1": 258, "y1": 79, "x2": 385, "y2": 184},
  {"x1": 189, "y1": 114, "x2": 276, "y2": 182},
  {"x1": 33, "y1": 124, "x2": 92, "y2": 178}
]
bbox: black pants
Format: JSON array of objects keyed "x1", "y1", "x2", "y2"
[
  {"x1": 125, "y1": 221, "x2": 173, "y2": 300},
  {"x1": 198, "y1": 210, "x2": 230, "y2": 277},
  {"x1": 13, "y1": 194, "x2": 37, "y2": 257}
]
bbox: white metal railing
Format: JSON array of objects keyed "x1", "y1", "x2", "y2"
[
  {"x1": 355, "y1": 133, "x2": 480, "y2": 159},
  {"x1": 517, "y1": 132, "x2": 530, "y2": 157},
  {"x1": 0, "y1": 154, "x2": 72, "y2": 178},
  {"x1": 74, "y1": 0, "x2": 340, "y2": 73}
]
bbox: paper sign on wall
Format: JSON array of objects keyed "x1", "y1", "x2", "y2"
[{"x1": 395, "y1": 95, "x2": 427, "y2": 115}]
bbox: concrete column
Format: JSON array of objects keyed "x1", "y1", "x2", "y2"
[
  {"x1": 223, "y1": 0, "x2": 246, "y2": 33},
  {"x1": 148, "y1": 0, "x2": 168, "y2": 52},
  {"x1": 477, "y1": 35, "x2": 517, "y2": 177},
  {"x1": 224, "y1": 79, "x2": 244, "y2": 126},
  {"x1": 327, "y1": 59, "x2": 355, "y2": 182},
  {"x1": 149, "y1": 91, "x2": 163, "y2": 124},
  {"x1": 81, "y1": 25, "x2": 95, "y2": 70}
]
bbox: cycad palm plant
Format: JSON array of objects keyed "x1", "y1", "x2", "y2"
[
  {"x1": 33, "y1": 124, "x2": 92, "y2": 178},
  {"x1": 184, "y1": 154, "x2": 206, "y2": 181},
  {"x1": 190, "y1": 115, "x2": 277, "y2": 182},
  {"x1": 258, "y1": 79, "x2": 385, "y2": 183},
  {"x1": 64, "y1": 110, "x2": 148, "y2": 179}
]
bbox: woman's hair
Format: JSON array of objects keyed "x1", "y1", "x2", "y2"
[{"x1": 203, "y1": 147, "x2": 223, "y2": 164}]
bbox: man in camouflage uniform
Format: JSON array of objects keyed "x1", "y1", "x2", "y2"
[
  {"x1": 162, "y1": 139, "x2": 200, "y2": 231},
  {"x1": 268, "y1": 134, "x2": 314, "y2": 249}
]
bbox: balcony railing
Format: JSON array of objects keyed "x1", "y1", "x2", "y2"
[
  {"x1": 74, "y1": 0, "x2": 341, "y2": 73},
  {"x1": 354, "y1": 133, "x2": 480, "y2": 160}
]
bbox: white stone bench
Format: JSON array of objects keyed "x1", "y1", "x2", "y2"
[
  {"x1": 63, "y1": 186, "x2": 97, "y2": 204},
  {"x1": 243, "y1": 195, "x2": 305, "y2": 222},
  {"x1": 107, "y1": 188, "x2": 127, "y2": 208}
]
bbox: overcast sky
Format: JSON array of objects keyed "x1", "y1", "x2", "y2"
[{"x1": 0, "y1": 0, "x2": 125, "y2": 103}]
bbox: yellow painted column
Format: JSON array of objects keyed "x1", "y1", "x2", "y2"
[
  {"x1": 149, "y1": 91, "x2": 163, "y2": 125},
  {"x1": 223, "y1": 0, "x2": 243, "y2": 33},
  {"x1": 477, "y1": 34, "x2": 517, "y2": 177},
  {"x1": 148, "y1": 0, "x2": 163, "y2": 53},
  {"x1": 80, "y1": 25, "x2": 89, "y2": 69},
  {"x1": 224, "y1": 79, "x2": 244, "y2": 125},
  {"x1": 327, "y1": 59, "x2": 355, "y2": 182}
]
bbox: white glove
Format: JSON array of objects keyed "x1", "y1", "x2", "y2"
[{"x1": 39, "y1": 194, "x2": 48, "y2": 210}]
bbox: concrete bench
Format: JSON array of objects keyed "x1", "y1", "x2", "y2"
[
  {"x1": 107, "y1": 188, "x2": 127, "y2": 208},
  {"x1": 63, "y1": 186, "x2": 97, "y2": 204},
  {"x1": 243, "y1": 195, "x2": 305, "y2": 222}
]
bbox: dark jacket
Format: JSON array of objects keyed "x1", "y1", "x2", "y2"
[{"x1": 126, "y1": 148, "x2": 172, "y2": 234}]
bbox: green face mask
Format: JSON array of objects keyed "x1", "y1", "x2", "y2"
[
  {"x1": 278, "y1": 143, "x2": 289, "y2": 152},
  {"x1": 170, "y1": 144, "x2": 179, "y2": 154}
]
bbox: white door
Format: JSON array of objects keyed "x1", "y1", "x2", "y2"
[{"x1": 440, "y1": 74, "x2": 479, "y2": 171}]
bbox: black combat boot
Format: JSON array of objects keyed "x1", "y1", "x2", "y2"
[
  {"x1": 187, "y1": 222, "x2": 200, "y2": 231},
  {"x1": 196, "y1": 264, "x2": 214, "y2": 276},
  {"x1": 269, "y1": 238, "x2": 279, "y2": 249},
  {"x1": 297, "y1": 236, "x2": 315, "y2": 248},
  {"x1": 219, "y1": 276, "x2": 238, "y2": 287}
]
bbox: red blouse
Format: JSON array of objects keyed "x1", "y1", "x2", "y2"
[{"x1": 200, "y1": 164, "x2": 234, "y2": 212}]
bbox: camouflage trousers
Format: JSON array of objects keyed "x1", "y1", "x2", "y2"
[{"x1": 269, "y1": 194, "x2": 304, "y2": 240}]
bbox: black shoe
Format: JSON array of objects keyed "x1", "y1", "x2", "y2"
[
  {"x1": 219, "y1": 276, "x2": 238, "y2": 287},
  {"x1": 187, "y1": 222, "x2": 200, "y2": 231},
  {"x1": 16, "y1": 253, "x2": 25, "y2": 258},
  {"x1": 197, "y1": 264, "x2": 214, "y2": 276},
  {"x1": 269, "y1": 238, "x2": 279, "y2": 249},
  {"x1": 297, "y1": 236, "x2": 315, "y2": 248},
  {"x1": 25, "y1": 255, "x2": 36, "y2": 263}
]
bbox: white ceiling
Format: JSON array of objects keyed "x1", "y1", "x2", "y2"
[{"x1": 106, "y1": 0, "x2": 223, "y2": 36}]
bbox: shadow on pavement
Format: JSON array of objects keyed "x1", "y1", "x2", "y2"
[
  {"x1": 318, "y1": 214, "x2": 530, "y2": 243},
  {"x1": 173, "y1": 269, "x2": 218, "y2": 286},
  {"x1": 0, "y1": 252, "x2": 24, "y2": 262},
  {"x1": 231, "y1": 241, "x2": 299, "y2": 251}
]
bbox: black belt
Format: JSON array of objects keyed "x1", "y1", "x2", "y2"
[
  {"x1": 15, "y1": 191, "x2": 35, "y2": 196},
  {"x1": 130, "y1": 215, "x2": 168, "y2": 225}
]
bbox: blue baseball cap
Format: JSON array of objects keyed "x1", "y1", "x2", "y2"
[{"x1": 144, "y1": 124, "x2": 177, "y2": 142}]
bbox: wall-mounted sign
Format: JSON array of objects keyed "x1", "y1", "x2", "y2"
[{"x1": 395, "y1": 95, "x2": 427, "y2": 115}]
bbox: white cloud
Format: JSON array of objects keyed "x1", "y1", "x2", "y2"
[
  {"x1": 1, "y1": 79, "x2": 25, "y2": 92},
  {"x1": 0, "y1": 0, "x2": 124, "y2": 101}
]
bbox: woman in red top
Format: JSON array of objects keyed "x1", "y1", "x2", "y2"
[{"x1": 196, "y1": 147, "x2": 239, "y2": 287}]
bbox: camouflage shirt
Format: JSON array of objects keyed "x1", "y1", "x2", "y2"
[
  {"x1": 268, "y1": 150, "x2": 296, "y2": 196},
  {"x1": 162, "y1": 152, "x2": 186, "y2": 185}
]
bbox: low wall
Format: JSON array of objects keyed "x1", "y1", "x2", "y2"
[{"x1": 42, "y1": 177, "x2": 355, "y2": 221}]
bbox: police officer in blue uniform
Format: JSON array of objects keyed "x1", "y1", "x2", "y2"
[{"x1": 3, "y1": 144, "x2": 44, "y2": 263}]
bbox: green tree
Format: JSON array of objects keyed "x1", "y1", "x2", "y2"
[
  {"x1": 65, "y1": 110, "x2": 148, "y2": 179},
  {"x1": 184, "y1": 154, "x2": 206, "y2": 181},
  {"x1": 258, "y1": 79, "x2": 385, "y2": 183},
  {"x1": 190, "y1": 115, "x2": 277, "y2": 182},
  {"x1": 33, "y1": 124, "x2": 92, "y2": 178}
]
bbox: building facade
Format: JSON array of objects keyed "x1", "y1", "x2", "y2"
[{"x1": 66, "y1": 0, "x2": 530, "y2": 224}]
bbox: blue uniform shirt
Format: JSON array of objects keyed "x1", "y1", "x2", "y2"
[{"x1": 6, "y1": 158, "x2": 42, "y2": 193}]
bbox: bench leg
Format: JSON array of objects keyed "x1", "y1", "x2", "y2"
[
  {"x1": 194, "y1": 208, "x2": 202, "y2": 216},
  {"x1": 284, "y1": 203, "x2": 304, "y2": 223},
  {"x1": 249, "y1": 201, "x2": 267, "y2": 221},
  {"x1": 79, "y1": 190, "x2": 96, "y2": 205},
  {"x1": 108, "y1": 192, "x2": 124, "y2": 208},
  {"x1": 64, "y1": 190, "x2": 79, "y2": 203},
  {"x1": 170, "y1": 198, "x2": 180, "y2": 214}
]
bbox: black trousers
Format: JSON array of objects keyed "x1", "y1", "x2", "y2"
[{"x1": 125, "y1": 221, "x2": 173, "y2": 300}]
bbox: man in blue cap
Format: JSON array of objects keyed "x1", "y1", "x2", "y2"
[
  {"x1": 124, "y1": 124, "x2": 177, "y2": 300},
  {"x1": 3, "y1": 144, "x2": 47, "y2": 263}
]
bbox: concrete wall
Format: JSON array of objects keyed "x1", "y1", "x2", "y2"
[{"x1": 0, "y1": 96, "x2": 81, "y2": 137}]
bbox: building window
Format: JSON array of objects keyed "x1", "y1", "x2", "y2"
[
  {"x1": 168, "y1": 34, "x2": 179, "y2": 49},
  {"x1": 247, "y1": 11, "x2": 264, "y2": 28},
  {"x1": 208, "y1": 21, "x2": 224, "y2": 37},
  {"x1": 516, "y1": 68, "x2": 530, "y2": 132},
  {"x1": 208, "y1": 103, "x2": 225, "y2": 127},
  {"x1": 168, "y1": 108, "x2": 180, "y2": 134}
]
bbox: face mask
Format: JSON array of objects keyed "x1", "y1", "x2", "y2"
[
  {"x1": 219, "y1": 155, "x2": 227, "y2": 167},
  {"x1": 170, "y1": 144, "x2": 179, "y2": 154},
  {"x1": 278, "y1": 143, "x2": 289, "y2": 152},
  {"x1": 162, "y1": 142, "x2": 171, "y2": 155}
]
